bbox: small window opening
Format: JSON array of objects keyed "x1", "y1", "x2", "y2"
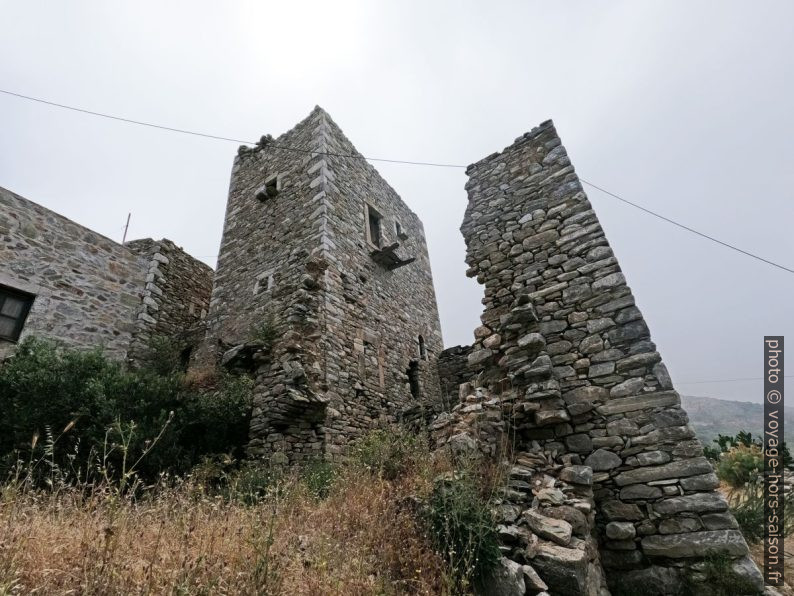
[
  {"x1": 407, "y1": 361, "x2": 421, "y2": 400},
  {"x1": 179, "y1": 346, "x2": 193, "y2": 371},
  {"x1": 418, "y1": 335, "x2": 427, "y2": 360},
  {"x1": 255, "y1": 174, "x2": 281, "y2": 201},
  {"x1": 0, "y1": 286, "x2": 34, "y2": 342},
  {"x1": 254, "y1": 271, "x2": 275, "y2": 295},
  {"x1": 366, "y1": 205, "x2": 382, "y2": 248}
]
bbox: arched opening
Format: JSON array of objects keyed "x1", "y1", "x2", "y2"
[{"x1": 418, "y1": 335, "x2": 427, "y2": 360}]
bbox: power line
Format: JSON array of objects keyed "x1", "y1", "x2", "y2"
[
  {"x1": 0, "y1": 89, "x2": 465, "y2": 168},
  {"x1": 579, "y1": 179, "x2": 794, "y2": 275},
  {"x1": 677, "y1": 376, "x2": 793, "y2": 385},
  {"x1": 2, "y1": 88, "x2": 793, "y2": 275}
]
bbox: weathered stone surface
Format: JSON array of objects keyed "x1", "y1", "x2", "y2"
[
  {"x1": 523, "y1": 509, "x2": 573, "y2": 546},
  {"x1": 615, "y1": 457, "x2": 713, "y2": 486},
  {"x1": 679, "y1": 472, "x2": 719, "y2": 491},
  {"x1": 564, "y1": 433, "x2": 593, "y2": 453},
  {"x1": 559, "y1": 465, "x2": 593, "y2": 486},
  {"x1": 634, "y1": 450, "x2": 671, "y2": 466},
  {"x1": 658, "y1": 517, "x2": 700, "y2": 534},
  {"x1": 606, "y1": 521, "x2": 636, "y2": 540},
  {"x1": 522, "y1": 564, "x2": 548, "y2": 592},
  {"x1": 608, "y1": 566, "x2": 683, "y2": 596},
  {"x1": 620, "y1": 484, "x2": 663, "y2": 500},
  {"x1": 584, "y1": 448, "x2": 622, "y2": 471},
  {"x1": 601, "y1": 500, "x2": 644, "y2": 521},
  {"x1": 482, "y1": 557, "x2": 526, "y2": 596},
  {"x1": 700, "y1": 512, "x2": 739, "y2": 531},
  {"x1": 532, "y1": 542, "x2": 589, "y2": 596},
  {"x1": 641, "y1": 530, "x2": 748, "y2": 558},
  {"x1": 652, "y1": 493, "x2": 729, "y2": 515},
  {"x1": 596, "y1": 391, "x2": 680, "y2": 415}
]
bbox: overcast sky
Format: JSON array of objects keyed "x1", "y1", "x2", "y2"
[{"x1": 1, "y1": 1, "x2": 792, "y2": 403}]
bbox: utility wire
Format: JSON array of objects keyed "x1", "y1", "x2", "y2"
[
  {"x1": 2, "y1": 87, "x2": 793, "y2": 275},
  {"x1": 579, "y1": 179, "x2": 794, "y2": 275},
  {"x1": 677, "y1": 376, "x2": 793, "y2": 385}
]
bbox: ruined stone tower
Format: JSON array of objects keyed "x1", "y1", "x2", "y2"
[
  {"x1": 198, "y1": 107, "x2": 444, "y2": 462},
  {"x1": 434, "y1": 120, "x2": 762, "y2": 594}
]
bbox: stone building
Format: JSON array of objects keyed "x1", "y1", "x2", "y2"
[
  {"x1": 196, "y1": 106, "x2": 444, "y2": 462},
  {"x1": 0, "y1": 186, "x2": 212, "y2": 362},
  {"x1": 1, "y1": 108, "x2": 763, "y2": 593},
  {"x1": 433, "y1": 120, "x2": 761, "y2": 594}
]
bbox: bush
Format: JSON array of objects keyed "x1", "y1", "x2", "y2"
[
  {"x1": 423, "y1": 472, "x2": 501, "y2": 592},
  {"x1": 349, "y1": 428, "x2": 424, "y2": 480},
  {"x1": 0, "y1": 337, "x2": 253, "y2": 484},
  {"x1": 716, "y1": 444, "x2": 762, "y2": 488},
  {"x1": 301, "y1": 458, "x2": 336, "y2": 499},
  {"x1": 729, "y1": 480, "x2": 794, "y2": 545}
]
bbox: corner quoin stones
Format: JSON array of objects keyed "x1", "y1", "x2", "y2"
[{"x1": 195, "y1": 106, "x2": 445, "y2": 464}]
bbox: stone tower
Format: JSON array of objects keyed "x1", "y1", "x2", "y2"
[
  {"x1": 198, "y1": 107, "x2": 444, "y2": 463},
  {"x1": 435, "y1": 120, "x2": 762, "y2": 593}
]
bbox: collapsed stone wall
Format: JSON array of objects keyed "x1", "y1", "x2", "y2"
[
  {"x1": 197, "y1": 107, "x2": 444, "y2": 463},
  {"x1": 447, "y1": 120, "x2": 761, "y2": 594},
  {"x1": 438, "y1": 344, "x2": 474, "y2": 410},
  {"x1": 0, "y1": 186, "x2": 146, "y2": 360},
  {"x1": 126, "y1": 238, "x2": 213, "y2": 364}
]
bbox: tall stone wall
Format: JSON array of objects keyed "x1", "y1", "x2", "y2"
[
  {"x1": 126, "y1": 238, "x2": 213, "y2": 363},
  {"x1": 198, "y1": 107, "x2": 444, "y2": 462},
  {"x1": 457, "y1": 121, "x2": 761, "y2": 594},
  {"x1": 0, "y1": 186, "x2": 146, "y2": 360},
  {"x1": 316, "y1": 109, "x2": 444, "y2": 458}
]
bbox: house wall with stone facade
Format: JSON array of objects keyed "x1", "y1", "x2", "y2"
[
  {"x1": 0, "y1": 186, "x2": 146, "y2": 360},
  {"x1": 443, "y1": 121, "x2": 761, "y2": 594},
  {"x1": 126, "y1": 238, "x2": 213, "y2": 364},
  {"x1": 198, "y1": 107, "x2": 444, "y2": 463}
]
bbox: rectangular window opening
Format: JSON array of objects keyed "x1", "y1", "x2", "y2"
[
  {"x1": 0, "y1": 285, "x2": 34, "y2": 342},
  {"x1": 367, "y1": 205, "x2": 382, "y2": 248}
]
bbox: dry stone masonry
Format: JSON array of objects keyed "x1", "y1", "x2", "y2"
[
  {"x1": 0, "y1": 109, "x2": 765, "y2": 595},
  {"x1": 431, "y1": 120, "x2": 762, "y2": 594},
  {"x1": 0, "y1": 187, "x2": 212, "y2": 362},
  {"x1": 195, "y1": 107, "x2": 444, "y2": 463}
]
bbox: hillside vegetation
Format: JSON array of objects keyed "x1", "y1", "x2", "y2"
[{"x1": 0, "y1": 339, "x2": 500, "y2": 595}]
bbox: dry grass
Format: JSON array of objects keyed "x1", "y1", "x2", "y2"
[{"x1": 0, "y1": 466, "x2": 450, "y2": 595}]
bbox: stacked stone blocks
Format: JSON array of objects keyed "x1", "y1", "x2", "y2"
[{"x1": 436, "y1": 120, "x2": 762, "y2": 594}]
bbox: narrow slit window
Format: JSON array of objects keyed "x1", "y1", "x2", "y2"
[
  {"x1": 0, "y1": 286, "x2": 34, "y2": 342},
  {"x1": 418, "y1": 335, "x2": 427, "y2": 360},
  {"x1": 366, "y1": 205, "x2": 383, "y2": 248}
]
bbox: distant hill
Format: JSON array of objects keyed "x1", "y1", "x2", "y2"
[{"x1": 681, "y1": 394, "x2": 794, "y2": 447}]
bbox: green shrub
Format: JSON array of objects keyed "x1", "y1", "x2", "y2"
[
  {"x1": 349, "y1": 428, "x2": 423, "y2": 480},
  {"x1": 716, "y1": 444, "x2": 762, "y2": 488},
  {"x1": 221, "y1": 461, "x2": 282, "y2": 505},
  {"x1": 0, "y1": 337, "x2": 253, "y2": 485},
  {"x1": 301, "y1": 458, "x2": 336, "y2": 499},
  {"x1": 249, "y1": 316, "x2": 279, "y2": 347},
  {"x1": 423, "y1": 472, "x2": 501, "y2": 592},
  {"x1": 729, "y1": 480, "x2": 794, "y2": 545},
  {"x1": 137, "y1": 335, "x2": 187, "y2": 376}
]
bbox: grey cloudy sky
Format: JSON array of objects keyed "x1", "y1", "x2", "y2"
[{"x1": 2, "y1": 1, "x2": 792, "y2": 403}]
